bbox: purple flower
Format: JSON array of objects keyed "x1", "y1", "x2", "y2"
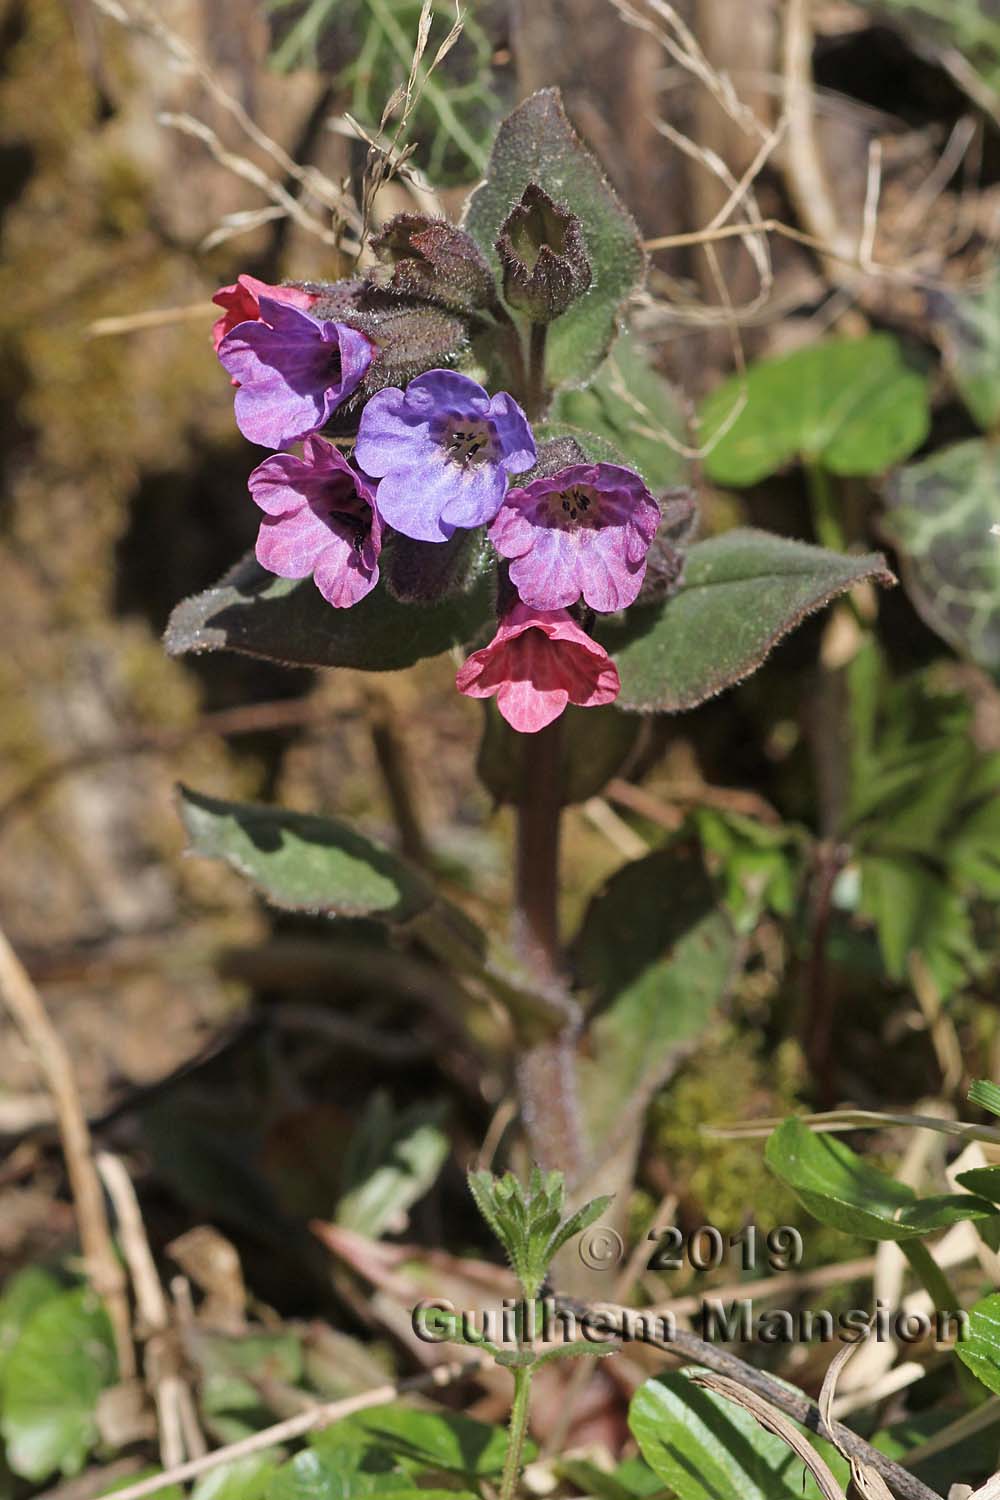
[
  {"x1": 488, "y1": 462, "x2": 660, "y2": 613},
  {"x1": 249, "y1": 435, "x2": 382, "y2": 608},
  {"x1": 218, "y1": 297, "x2": 374, "y2": 449},
  {"x1": 354, "y1": 369, "x2": 536, "y2": 543}
]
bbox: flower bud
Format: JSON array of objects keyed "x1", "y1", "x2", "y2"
[
  {"x1": 496, "y1": 184, "x2": 591, "y2": 323},
  {"x1": 370, "y1": 214, "x2": 496, "y2": 314}
]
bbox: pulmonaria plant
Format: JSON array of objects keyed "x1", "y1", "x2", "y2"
[{"x1": 208, "y1": 179, "x2": 679, "y2": 728}]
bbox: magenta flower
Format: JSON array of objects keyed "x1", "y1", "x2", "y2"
[
  {"x1": 354, "y1": 370, "x2": 536, "y2": 544},
  {"x1": 249, "y1": 435, "x2": 382, "y2": 608},
  {"x1": 488, "y1": 462, "x2": 660, "y2": 613},
  {"x1": 218, "y1": 297, "x2": 374, "y2": 449},
  {"x1": 211, "y1": 275, "x2": 318, "y2": 355},
  {"x1": 455, "y1": 603, "x2": 620, "y2": 733}
]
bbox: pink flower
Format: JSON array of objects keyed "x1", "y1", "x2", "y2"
[
  {"x1": 456, "y1": 603, "x2": 620, "y2": 733},
  {"x1": 211, "y1": 275, "x2": 318, "y2": 354},
  {"x1": 488, "y1": 462, "x2": 660, "y2": 613},
  {"x1": 249, "y1": 436, "x2": 382, "y2": 608}
]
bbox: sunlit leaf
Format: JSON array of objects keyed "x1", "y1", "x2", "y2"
[
  {"x1": 701, "y1": 335, "x2": 929, "y2": 485},
  {"x1": 597, "y1": 530, "x2": 894, "y2": 712}
]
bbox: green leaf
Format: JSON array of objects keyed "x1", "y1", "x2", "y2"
[
  {"x1": 553, "y1": 1457, "x2": 663, "y2": 1500},
  {"x1": 552, "y1": 332, "x2": 689, "y2": 489},
  {"x1": 312, "y1": 1405, "x2": 523, "y2": 1479},
  {"x1": 337, "y1": 1094, "x2": 449, "y2": 1239},
  {"x1": 956, "y1": 1166, "x2": 1000, "y2": 1203},
  {"x1": 629, "y1": 1371, "x2": 849, "y2": 1500},
  {"x1": 268, "y1": 1444, "x2": 477, "y2": 1500},
  {"x1": 0, "y1": 1268, "x2": 61, "y2": 1388},
  {"x1": 575, "y1": 847, "x2": 738, "y2": 1141},
  {"x1": 934, "y1": 271, "x2": 1000, "y2": 429},
  {"x1": 179, "y1": 786, "x2": 435, "y2": 924},
  {"x1": 597, "y1": 530, "x2": 895, "y2": 713},
  {"x1": 700, "y1": 334, "x2": 929, "y2": 485},
  {"x1": 881, "y1": 438, "x2": 1000, "y2": 673},
  {"x1": 956, "y1": 1292, "x2": 1000, "y2": 1394},
  {"x1": 476, "y1": 701, "x2": 639, "y2": 807},
  {"x1": 765, "y1": 1117, "x2": 997, "y2": 1241},
  {"x1": 0, "y1": 1288, "x2": 116, "y2": 1480},
  {"x1": 463, "y1": 88, "x2": 645, "y2": 387},
  {"x1": 164, "y1": 552, "x2": 495, "y2": 671},
  {"x1": 970, "y1": 1080, "x2": 1000, "y2": 1118},
  {"x1": 192, "y1": 1455, "x2": 282, "y2": 1500},
  {"x1": 857, "y1": 852, "x2": 978, "y2": 996}
]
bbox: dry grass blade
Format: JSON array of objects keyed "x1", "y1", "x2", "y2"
[
  {"x1": 87, "y1": 0, "x2": 362, "y2": 237},
  {"x1": 0, "y1": 928, "x2": 136, "y2": 1380},
  {"x1": 703, "y1": 1110, "x2": 1000, "y2": 1146},
  {"x1": 689, "y1": 1371, "x2": 848, "y2": 1500},
  {"x1": 819, "y1": 1336, "x2": 896, "y2": 1499}
]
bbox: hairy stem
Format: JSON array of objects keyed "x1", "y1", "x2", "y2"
[
  {"x1": 514, "y1": 721, "x2": 585, "y2": 1179},
  {"x1": 499, "y1": 1366, "x2": 533, "y2": 1500},
  {"x1": 526, "y1": 322, "x2": 549, "y2": 419}
]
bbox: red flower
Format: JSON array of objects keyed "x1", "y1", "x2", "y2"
[
  {"x1": 211, "y1": 275, "x2": 318, "y2": 355},
  {"x1": 456, "y1": 603, "x2": 620, "y2": 733}
]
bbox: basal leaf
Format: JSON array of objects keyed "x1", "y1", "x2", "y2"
[
  {"x1": 765, "y1": 1117, "x2": 996, "y2": 1241},
  {"x1": 701, "y1": 335, "x2": 929, "y2": 485},
  {"x1": 552, "y1": 332, "x2": 689, "y2": 489},
  {"x1": 179, "y1": 787, "x2": 435, "y2": 924},
  {"x1": 0, "y1": 1289, "x2": 116, "y2": 1481},
  {"x1": 597, "y1": 529, "x2": 895, "y2": 712},
  {"x1": 575, "y1": 847, "x2": 738, "y2": 1142},
  {"x1": 628, "y1": 1371, "x2": 849, "y2": 1500},
  {"x1": 956, "y1": 1166, "x2": 1000, "y2": 1203},
  {"x1": 882, "y1": 438, "x2": 1000, "y2": 673},
  {"x1": 165, "y1": 552, "x2": 495, "y2": 671},
  {"x1": 463, "y1": 88, "x2": 645, "y2": 387}
]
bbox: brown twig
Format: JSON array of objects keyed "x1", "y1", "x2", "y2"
[
  {"x1": 606, "y1": 776, "x2": 782, "y2": 829},
  {"x1": 95, "y1": 1356, "x2": 487, "y2": 1500},
  {"x1": 0, "y1": 927, "x2": 136, "y2": 1378}
]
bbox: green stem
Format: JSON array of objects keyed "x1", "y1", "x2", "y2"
[
  {"x1": 901, "y1": 1238, "x2": 959, "y2": 1318},
  {"x1": 499, "y1": 1366, "x2": 534, "y2": 1500},
  {"x1": 804, "y1": 460, "x2": 845, "y2": 553}
]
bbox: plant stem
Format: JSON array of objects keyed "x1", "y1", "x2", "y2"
[
  {"x1": 526, "y1": 322, "x2": 548, "y2": 419},
  {"x1": 515, "y1": 720, "x2": 562, "y2": 979},
  {"x1": 499, "y1": 1366, "x2": 533, "y2": 1500},
  {"x1": 804, "y1": 460, "x2": 844, "y2": 553},
  {"x1": 901, "y1": 1238, "x2": 959, "y2": 1318},
  {"x1": 513, "y1": 721, "x2": 585, "y2": 1179}
]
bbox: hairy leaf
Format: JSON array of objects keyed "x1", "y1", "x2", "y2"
[
  {"x1": 882, "y1": 439, "x2": 1000, "y2": 673},
  {"x1": 311, "y1": 1404, "x2": 522, "y2": 1478},
  {"x1": 933, "y1": 272, "x2": 1000, "y2": 430},
  {"x1": 597, "y1": 529, "x2": 895, "y2": 712},
  {"x1": 463, "y1": 88, "x2": 645, "y2": 386},
  {"x1": 179, "y1": 786, "x2": 435, "y2": 924},
  {"x1": 165, "y1": 552, "x2": 495, "y2": 671},
  {"x1": 701, "y1": 335, "x2": 929, "y2": 485},
  {"x1": 766, "y1": 1117, "x2": 996, "y2": 1241}
]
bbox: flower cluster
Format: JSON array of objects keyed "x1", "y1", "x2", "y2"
[{"x1": 214, "y1": 269, "x2": 665, "y2": 733}]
